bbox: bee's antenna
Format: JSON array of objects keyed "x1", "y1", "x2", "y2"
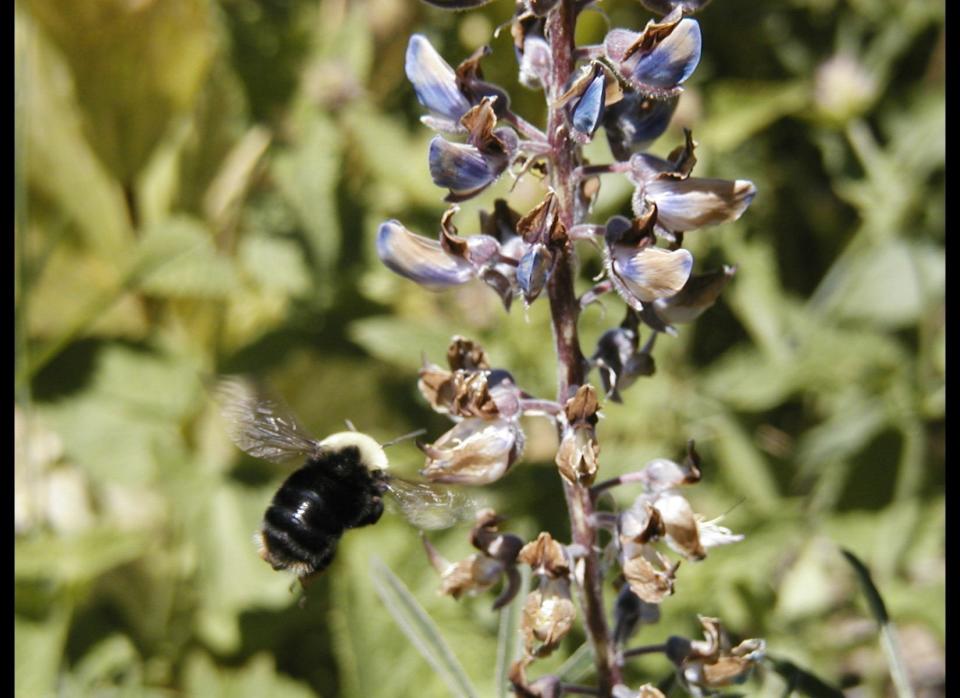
[
  {"x1": 382, "y1": 428, "x2": 428, "y2": 449},
  {"x1": 344, "y1": 419, "x2": 358, "y2": 432}
]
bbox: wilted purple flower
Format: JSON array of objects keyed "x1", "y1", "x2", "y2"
[
  {"x1": 421, "y1": 416, "x2": 525, "y2": 485},
  {"x1": 604, "y1": 8, "x2": 702, "y2": 94},
  {"x1": 591, "y1": 308, "x2": 655, "y2": 402},
  {"x1": 429, "y1": 98, "x2": 519, "y2": 202},
  {"x1": 603, "y1": 90, "x2": 679, "y2": 161},
  {"x1": 627, "y1": 136, "x2": 757, "y2": 239},
  {"x1": 377, "y1": 220, "x2": 477, "y2": 289},
  {"x1": 603, "y1": 215, "x2": 694, "y2": 312},
  {"x1": 653, "y1": 265, "x2": 736, "y2": 325},
  {"x1": 406, "y1": 34, "x2": 473, "y2": 132},
  {"x1": 667, "y1": 616, "x2": 766, "y2": 693}
]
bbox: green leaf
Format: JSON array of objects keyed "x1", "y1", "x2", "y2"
[
  {"x1": 136, "y1": 216, "x2": 242, "y2": 299},
  {"x1": 348, "y1": 317, "x2": 458, "y2": 371},
  {"x1": 556, "y1": 642, "x2": 594, "y2": 683},
  {"x1": 15, "y1": 529, "x2": 149, "y2": 585},
  {"x1": 183, "y1": 651, "x2": 317, "y2": 698},
  {"x1": 701, "y1": 80, "x2": 810, "y2": 153},
  {"x1": 273, "y1": 114, "x2": 342, "y2": 305},
  {"x1": 23, "y1": 0, "x2": 217, "y2": 184},
  {"x1": 370, "y1": 557, "x2": 480, "y2": 698},
  {"x1": 16, "y1": 7, "x2": 132, "y2": 254},
  {"x1": 766, "y1": 655, "x2": 845, "y2": 698},
  {"x1": 820, "y1": 240, "x2": 943, "y2": 328},
  {"x1": 15, "y1": 603, "x2": 72, "y2": 698}
]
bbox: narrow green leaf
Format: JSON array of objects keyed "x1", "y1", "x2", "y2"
[
  {"x1": 556, "y1": 642, "x2": 594, "y2": 682},
  {"x1": 766, "y1": 655, "x2": 844, "y2": 698},
  {"x1": 370, "y1": 557, "x2": 479, "y2": 698},
  {"x1": 841, "y1": 549, "x2": 915, "y2": 698}
]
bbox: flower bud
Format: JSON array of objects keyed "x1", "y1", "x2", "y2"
[
  {"x1": 517, "y1": 243, "x2": 554, "y2": 305},
  {"x1": 555, "y1": 384, "x2": 601, "y2": 485},
  {"x1": 521, "y1": 577, "x2": 576, "y2": 657}
]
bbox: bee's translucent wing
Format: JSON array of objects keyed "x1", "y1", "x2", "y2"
[
  {"x1": 213, "y1": 376, "x2": 320, "y2": 463},
  {"x1": 382, "y1": 477, "x2": 477, "y2": 531}
]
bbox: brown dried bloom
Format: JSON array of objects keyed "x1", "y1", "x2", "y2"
[
  {"x1": 420, "y1": 417, "x2": 525, "y2": 484},
  {"x1": 612, "y1": 684, "x2": 667, "y2": 698},
  {"x1": 666, "y1": 616, "x2": 766, "y2": 692},
  {"x1": 555, "y1": 384, "x2": 601, "y2": 485},
  {"x1": 423, "y1": 509, "x2": 523, "y2": 608},
  {"x1": 518, "y1": 532, "x2": 576, "y2": 657},
  {"x1": 508, "y1": 658, "x2": 561, "y2": 698}
]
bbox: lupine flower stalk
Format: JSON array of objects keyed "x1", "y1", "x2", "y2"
[{"x1": 378, "y1": 1, "x2": 763, "y2": 694}]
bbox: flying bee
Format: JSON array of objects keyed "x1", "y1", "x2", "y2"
[{"x1": 214, "y1": 377, "x2": 474, "y2": 586}]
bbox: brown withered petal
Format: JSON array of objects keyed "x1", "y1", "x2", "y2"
[
  {"x1": 480, "y1": 199, "x2": 522, "y2": 242},
  {"x1": 522, "y1": 578, "x2": 576, "y2": 657},
  {"x1": 417, "y1": 365, "x2": 499, "y2": 418},
  {"x1": 612, "y1": 684, "x2": 667, "y2": 698},
  {"x1": 509, "y1": 659, "x2": 561, "y2": 698},
  {"x1": 447, "y1": 336, "x2": 490, "y2": 371},
  {"x1": 622, "y1": 548, "x2": 678, "y2": 603},
  {"x1": 518, "y1": 532, "x2": 570, "y2": 577},
  {"x1": 653, "y1": 492, "x2": 705, "y2": 561},
  {"x1": 556, "y1": 425, "x2": 600, "y2": 485},
  {"x1": 653, "y1": 265, "x2": 736, "y2": 325},
  {"x1": 439, "y1": 553, "x2": 505, "y2": 598},
  {"x1": 564, "y1": 383, "x2": 600, "y2": 424},
  {"x1": 676, "y1": 617, "x2": 766, "y2": 690},
  {"x1": 517, "y1": 192, "x2": 557, "y2": 244},
  {"x1": 421, "y1": 417, "x2": 524, "y2": 484},
  {"x1": 619, "y1": 499, "x2": 665, "y2": 545}
]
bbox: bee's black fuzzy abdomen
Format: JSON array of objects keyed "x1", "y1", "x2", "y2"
[{"x1": 258, "y1": 446, "x2": 385, "y2": 578}]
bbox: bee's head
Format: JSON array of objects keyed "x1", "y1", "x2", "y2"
[{"x1": 318, "y1": 432, "x2": 389, "y2": 472}]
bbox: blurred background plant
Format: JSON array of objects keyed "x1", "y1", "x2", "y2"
[{"x1": 14, "y1": 0, "x2": 943, "y2": 696}]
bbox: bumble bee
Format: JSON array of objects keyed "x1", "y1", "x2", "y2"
[{"x1": 214, "y1": 377, "x2": 472, "y2": 585}]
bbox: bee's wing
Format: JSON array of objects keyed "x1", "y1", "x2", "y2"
[
  {"x1": 213, "y1": 376, "x2": 320, "y2": 463},
  {"x1": 381, "y1": 477, "x2": 477, "y2": 531}
]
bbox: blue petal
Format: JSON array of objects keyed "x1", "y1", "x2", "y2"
[
  {"x1": 604, "y1": 92, "x2": 678, "y2": 160},
  {"x1": 627, "y1": 19, "x2": 702, "y2": 89},
  {"x1": 516, "y1": 244, "x2": 553, "y2": 303},
  {"x1": 377, "y1": 220, "x2": 475, "y2": 288},
  {"x1": 571, "y1": 72, "x2": 606, "y2": 138},
  {"x1": 406, "y1": 35, "x2": 471, "y2": 126},
  {"x1": 428, "y1": 137, "x2": 497, "y2": 200}
]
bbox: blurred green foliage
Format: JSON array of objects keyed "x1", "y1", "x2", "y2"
[{"x1": 15, "y1": 0, "x2": 943, "y2": 696}]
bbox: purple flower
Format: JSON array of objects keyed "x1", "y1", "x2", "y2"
[{"x1": 604, "y1": 8, "x2": 702, "y2": 94}]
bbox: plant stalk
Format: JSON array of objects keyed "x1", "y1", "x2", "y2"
[{"x1": 545, "y1": 1, "x2": 620, "y2": 693}]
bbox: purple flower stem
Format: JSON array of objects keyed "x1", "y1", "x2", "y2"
[{"x1": 545, "y1": 1, "x2": 621, "y2": 693}]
